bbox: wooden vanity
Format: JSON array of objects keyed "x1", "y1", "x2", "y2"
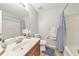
[{"x1": 24, "y1": 40, "x2": 40, "y2": 56}]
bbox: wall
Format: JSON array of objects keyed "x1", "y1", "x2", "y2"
[
  {"x1": 25, "y1": 4, "x2": 39, "y2": 34},
  {"x1": 2, "y1": 11, "x2": 21, "y2": 39},
  {"x1": 38, "y1": 8, "x2": 64, "y2": 39},
  {"x1": 0, "y1": 10, "x2": 2, "y2": 35},
  {"x1": 65, "y1": 15, "x2": 79, "y2": 47},
  {"x1": 64, "y1": 4, "x2": 79, "y2": 48}
]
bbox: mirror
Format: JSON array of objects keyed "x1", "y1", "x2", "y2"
[{"x1": 0, "y1": 3, "x2": 30, "y2": 39}]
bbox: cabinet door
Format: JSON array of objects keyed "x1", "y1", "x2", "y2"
[
  {"x1": 34, "y1": 45, "x2": 40, "y2": 56},
  {"x1": 34, "y1": 41, "x2": 40, "y2": 56},
  {"x1": 24, "y1": 40, "x2": 40, "y2": 56}
]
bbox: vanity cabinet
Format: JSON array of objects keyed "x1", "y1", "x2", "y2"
[{"x1": 24, "y1": 40, "x2": 40, "y2": 56}]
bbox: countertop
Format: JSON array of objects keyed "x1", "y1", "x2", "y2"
[{"x1": 2, "y1": 37, "x2": 40, "y2": 56}]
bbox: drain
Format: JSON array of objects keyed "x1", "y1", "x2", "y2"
[{"x1": 21, "y1": 48, "x2": 23, "y2": 50}]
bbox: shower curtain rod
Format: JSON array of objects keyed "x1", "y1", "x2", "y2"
[{"x1": 63, "y1": 3, "x2": 69, "y2": 13}]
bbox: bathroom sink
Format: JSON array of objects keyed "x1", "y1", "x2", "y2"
[
  {"x1": 12, "y1": 39, "x2": 30, "y2": 51},
  {"x1": 2, "y1": 37, "x2": 40, "y2": 56}
]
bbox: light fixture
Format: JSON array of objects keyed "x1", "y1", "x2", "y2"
[
  {"x1": 19, "y1": 3, "x2": 28, "y2": 8},
  {"x1": 19, "y1": 3, "x2": 29, "y2": 11}
]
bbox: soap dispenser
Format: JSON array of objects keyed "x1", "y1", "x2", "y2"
[{"x1": 1, "y1": 39, "x2": 7, "y2": 49}]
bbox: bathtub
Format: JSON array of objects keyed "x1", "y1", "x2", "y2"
[{"x1": 64, "y1": 46, "x2": 79, "y2": 56}]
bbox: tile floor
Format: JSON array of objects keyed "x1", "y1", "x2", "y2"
[{"x1": 55, "y1": 49, "x2": 64, "y2": 56}]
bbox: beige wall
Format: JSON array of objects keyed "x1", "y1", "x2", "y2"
[
  {"x1": 38, "y1": 8, "x2": 65, "y2": 39},
  {"x1": 65, "y1": 15, "x2": 79, "y2": 47}
]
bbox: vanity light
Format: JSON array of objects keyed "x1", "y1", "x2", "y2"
[
  {"x1": 19, "y1": 3, "x2": 30, "y2": 11},
  {"x1": 19, "y1": 3, "x2": 29, "y2": 8},
  {"x1": 19, "y1": 3, "x2": 26, "y2": 7}
]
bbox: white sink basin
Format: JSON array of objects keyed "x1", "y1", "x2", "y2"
[{"x1": 12, "y1": 39, "x2": 30, "y2": 51}]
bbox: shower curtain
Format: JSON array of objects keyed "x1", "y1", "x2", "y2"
[{"x1": 56, "y1": 12, "x2": 66, "y2": 52}]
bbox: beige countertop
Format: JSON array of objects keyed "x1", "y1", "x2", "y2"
[{"x1": 2, "y1": 37, "x2": 40, "y2": 56}]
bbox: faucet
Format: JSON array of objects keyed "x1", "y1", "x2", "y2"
[{"x1": 22, "y1": 29, "x2": 32, "y2": 39}]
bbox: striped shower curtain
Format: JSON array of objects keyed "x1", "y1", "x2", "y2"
[{"x1": 56, "y1": 12, "x2": 66, "y2": 52}]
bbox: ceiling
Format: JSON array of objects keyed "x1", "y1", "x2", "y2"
[
  {"x1": 0, "y1": 3, "x2": 28, "y2": 18},
  {"x1": 31, "y1": 3, "x2": 67, "y2": 12},
  {"x1": 0, "y1": 3, "x2": 67, "y2": 19},
  {"x1": 0, "y1": 3, "x2": 78, "y2": 18},
  {"x1": 31, "y1": 3, "x2": 79, "y2": 16}
]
